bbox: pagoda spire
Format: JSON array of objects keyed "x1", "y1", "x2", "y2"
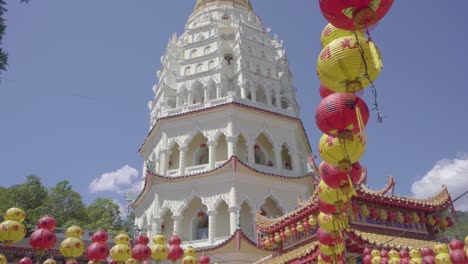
[{"x1": 194, "y1": 0, "x2": 252, "y2": 11}]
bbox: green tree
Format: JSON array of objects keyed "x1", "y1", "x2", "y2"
[
  {"x1": 84, "y1": 198, "x2": 121, "y2": 231},
  {"x1": 121, "y1": 211, "x2": 135, "y2": 234},
  {"x1": 0, "y1": 175, "x2": 48, "y2": 229},
  {"x1": 43, "y1": 180, "x2": 88, "y2": 227},
  {"x1": 0, "y1": 0, "x2": 29, "y2": 75}
]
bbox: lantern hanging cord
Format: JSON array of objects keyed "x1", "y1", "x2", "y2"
[
  {"x1": 381, "y1": 190, "x2": 468, "y2": 245},
  {"x1": 354, "y1": 31, "x2": 384, "y2": 123}
]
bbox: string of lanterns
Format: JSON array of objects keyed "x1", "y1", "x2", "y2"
[
  {"x1": 0, "y1": 207, "x2": 211, "y2": 264},
  {"x1": 315, "y1": 0, "x2": 394, "y2": 263},
  {"x1": 363, "y1": 236, "x2": 468, "y2": 264}
]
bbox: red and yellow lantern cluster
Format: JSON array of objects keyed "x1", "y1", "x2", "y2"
[
  {"x1": 167, "y1": 235, "x2": 184, "y2": 262},
  {"x1": 0, "y1": 207, "x2": 27, "y2": 245},
  {"x1": 86, "y1": 230, "x2": 110, "y2": 264},
  {"x1": 362, "y1": 236, "x2": 468, "y2": 264},
  {"x1": 259, "y1": 214, "x2": 318, "y2": 249},
  {"x1": 110, "y1": 233, "x2": 132, "y2": 263},
  {"x1": 59, "y1": 226, "x2": 85, "y2": 261},
  {"x1": 29, "y1": 215, "x2": 57, "y2": 255}
]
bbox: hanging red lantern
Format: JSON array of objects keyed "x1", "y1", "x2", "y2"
[
  {"x1": 449, "y1": 249, "x2": 467, "y2": 264},
  {"x1": 92, "y1": 231, "x2": 109, "y2": 243},
  {"x1": 197, "y1": 212, "x2": 205, "y2": 218},
  {"x1": 135, "y1": 234, "x2": 150, "y2": 245},
  {"x1": 319, "y1": 162, "x2": 362, "y2": 189},
  {"x1": 315, "y1": 93, "x2": 369, "y2": 138},
  {"x1": 199, "y1": 255, "x2": 210, "y2": 264},
  {"x1": 318, "y1": 198, "x2": 349, "y2": 214},
  {"x1": 319, "y1": 84, "x2": 334, "y2": 98},
  {"x1": 29, "y1": 228, "x2": 57, "y2": 252},
  {"x1": 37, "y1": 216, "x2": 56, "y2": 231},
  {"x1": 18, "y1": 257, "x2": 33, "y2": 264},
  {"x1": 320, "y1": 252, "x2": 345, "y2": 263},
  {"x1": 86, "y1": 242, "x2": 109, "y2": 262},
  {"x1": 317, "y1": 228, "x2": 343, "y2": 245},
  {"x1": 449, "y1": 239, "x2": 464, "y2": 250},
  {"x1": 167, "y1": 235, "x2": 183, "y2": 262},
  {"x1": 319, "y1": 0, "x2": 394, "y2": 30},
  {"x1": 132, "y1": 244, "x2": 151, "y2": 261},
  {"x1": 422, "y1": 256, "x2": 435, "y2": 264},
  {"x1": 362, "y1": 254, "x2": 372, "y2": 264}
]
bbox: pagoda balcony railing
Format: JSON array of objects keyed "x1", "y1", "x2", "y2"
[
  {"x1": 166, "y1": 161, "x2": 227, "y2": 177},
  {"x1": 160, "y1": 94, "x2": 297, "y2": 119}
]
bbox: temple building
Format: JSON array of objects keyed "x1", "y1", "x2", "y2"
[{"x1": 131, "y1": 0, "x2": 314, "y2": 262}]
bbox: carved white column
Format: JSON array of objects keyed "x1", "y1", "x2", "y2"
[
  {"x1": 155, "y1": 157, "x2": 160, "y2": 174},
  {"x1": 240, "y1": 87, "x2": 247, "y2": 99},
  {"x1": 266, "y1": 90, "x2": 272, "y2": 106},
  {"x1": 172, "y1": 215, "x2": 184, "y2": 236},
  {"x1": 226, "y1": 136, "x2": 237, "y2": 157},
  {"x1": 178, "y1": 146, "x2": 188, "y2": 175},
  {"x1": 292, "y1": 148, "x2": 301, "y2": 173},
  {"x1": 274, "y1": 146, "x2": 283, "y2": 172},
  {"x1": 275, "y1": 89, "x2": 281, "y2": 108},
  {"x1": 251, "y1": 88, "x2": 257, "y2": 102},
  {"x1": 204, "y1": 88, "x2": 209, "y2": 102},
  {"x1": 208, "y1": 141, "x2": 217, "y2": 169},
  {"x1": 188, "y1": 91, "x2": 194, "y2": 105},
  {"x1": 160, "y1": 149, "x2": 170, "y2": 176},
  {"x1": 207, "y1": 210, "x2": 217, "y2": 244},
  {"x1": 176, "y1": 93, "x2": 181, "y2": 108},
  {"x1": 247, "y1": 143, "x2": 255, "y2": 165},
  {"x1": 228, "y1": 206, "x2": 240, "y2": 234},
  {"x1": 216, "y1": 85, "x2": 222, "y2": 98},
  {"x1": 154, "y1": 218, "x2": 164, "y2": 234}
]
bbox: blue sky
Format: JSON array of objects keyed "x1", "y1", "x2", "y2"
[{"x1": 2, "y1": 1, "x2": 468, "y2": 211}]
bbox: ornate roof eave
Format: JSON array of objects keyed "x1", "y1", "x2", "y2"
[
  {"x1": 130, "y1": 156, "x2": 312, "y2": 208},
  {"x1": 196, "y1": 228, "x2": 269, "y2": 254},
  {"x1": 138, "y1": 102, "x2": 313, "y2": 157},
  {"x1": 255, "y1": 184, "x2": 452, "y2": 233}
]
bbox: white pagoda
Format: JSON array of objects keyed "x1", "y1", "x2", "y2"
[{"x1": 131, "y1": 0, "x2": 313, "y2": 261}]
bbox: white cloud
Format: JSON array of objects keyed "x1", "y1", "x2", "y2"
[
  {"x1": 113, "y1": 199, "x2": 129, "y2": 218},
  {"x1": 411, "y1": 154, "x2": 468, "y2": 211},
  {"x1": 89, "y1": 165, "x2": 139, "y2": 193}
]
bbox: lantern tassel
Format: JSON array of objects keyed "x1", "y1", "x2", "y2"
[
  {"x1": 356, "y1": 106, "x2": 368, "y2": 145},
  {"x1": 368, "y1": 40, "x2": 382, "y2": 71}
]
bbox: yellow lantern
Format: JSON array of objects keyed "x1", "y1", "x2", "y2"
[
  {"x1": 125, "y1": 258, "x2": 137, "y2": 264},
  {"x1": 296, "y1": 222, "x2": 304, "y2": 233},
  {"x1": 410, "y1": 249, "x2": 421, "y2": 259},
  {"x1": 151, "y1": 244, "x2": 168, "y2": 261},
  {"x1": 152, "y1": 234, "x2": 166, "y2": 245},
  {"x1": 317, "y1": 35, "x2": 382, "y2": 93},
  {"x1": 371, "y1": 256, "x2": 382, "y2": 264},
  {"x1": 284, "y1": 227, "x2": 292, "y2": 237},
  {"x1": 274, "y1": 232, "x2": 282, "y2": 243},
  {"x1": 321, "y1": 23, "x2": 365, "y2": 48},
  {"x1": 371, "y1": 249, "x2": 380, "y2": 257},
  {"x1": 65, "y1": 226, "x2": 83, "y2": 239},
  {"x1": 319, "y1": 242, "x2": 345, "y2": 256},
  {"x1": 389, "y1": 259, "x2": 400, "y2": 264},
  {"x1": 43, "y1": 258, "x2": 56, "y2": 264},
  {"x1": 410, "y1": 258, "x2": 422, "y2": 264},
  {"x1": 182, "y1": 246, "x2": 198, "y2": 264},
  {"x1": 110, "y1": 244, "x2": 132, "y2": 262},
  {"x1": 317, "y1": 181, "x2": 352, "y2": 205},
  {"x1": 0, "y1": 220, "x2": 27, "y2": 244},
  {"x1": 0, "y1": 254, "x2": 6, "y2": 264},
  {"x1": 60, "y1": 237, "x2": 85, "y2": 259},
  {"x1": 411, "y1": 212, "x2": 420, "y2": 223},
  {"x1": 115, "y1": 233, "x2": 131, "y2": 245},
  {"x1": 434, "y1": 244, "x2": 449, "y2": 254},
  {"x1": 435, "y1": 253, "x2": 451, "y2": 264},
  {"x1": 4, "y1": 208, "x2": 26, "y2": 222},
  {"x1": 308, "y1": 215, "x2": 318, "y2": 228},
  {"x1": 318, "y1": 212, "x2": 348, "y2": 232},
  {"x1": 318, "y1": 134, "x2": 366, "y2": 172},
  {"x1": 360, "y1": 204, "x2": 370, "y2": 217}
]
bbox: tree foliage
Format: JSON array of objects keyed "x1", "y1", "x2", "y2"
[
  {"x1": 0, "y1": 177, "x2": 127, "y2": 232},
  {"x1": 444, "y1": 211, "x2": 468, "y2": 239}
]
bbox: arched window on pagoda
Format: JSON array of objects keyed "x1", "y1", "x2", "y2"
[
  {"x1": 194, "y1": 211, "x2": 208, "y2": 240},
  {"x1": 196, "y1": 63, "x2": 204, "y2": 74},
  {"x1": 180, "y1": 197, "x2": 207, "y2": 241},
  {"x1": 184, "y1": 66, "x2": 192, "y2": 76},
  {"x1": 161, "y1": 210, "x2": 174, "y2": 239},
  {"x1": 187, "y1": 133, "x2": 209, "y2": 167},
  {"x1": 215, "y1": 134, "x2": 228, "y2": 163},
  {"x1": 260, "y1": 197, "x2": 283, "y2": 218},
  {"x1": 281, "y1": 97, "x2": 290, "y2": 110},
  {"x1": 256, "y1": 85, "x2": 268, "y2": 104},
  {"x1": 281, "y1": 144, "x2": 292, "y2": 170},
  {"x1": 204, "y1": 46, "x2": 212, "y2": 55},
  {"x1": 254, "y1": 133, "x2": 275, "y2": 166},
  {"x1": 190, "y1": 49, "x2": 198, "y2": 59},
  {"x1": 215, "y1": 201, "x2": 230, "y2": 237},
  {"x1": 240, "y1": 201, "x2": 254, "y2": 240},
  {"x1": 179, "y1": 87, "x2": 189, "y2": 106},
  {"x1": 168, "y1": 143, "x2": 181, "y2": 172},
  {"x1": 236, "y1": 134, "x2": 248, "y2": 162},
  {"x1": 191, "y1": 83, "x2": 205, "y2": 105}
]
